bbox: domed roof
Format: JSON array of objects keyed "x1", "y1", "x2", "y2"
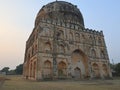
[{"x1": 35, "y1": 1, "x2": 84, "y2": 27}]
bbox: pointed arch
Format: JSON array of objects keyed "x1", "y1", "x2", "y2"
[
  {"x1": 102, "y1": 64, "x2": 108, "y2": 77},
  {"x1": 75, "y1": 33, "x2": 80, "y2": 42},
  {"x1": 44, "y1": 42, "x2": 51, "y2": 52},
  {"x1": 72, "y1": 49, "x2": 87, "y2": 63},
  {"x1": 100, "y1": 50, "x2": 105, "y2": 59},
  {"x1": 69, "y1": 32, "x2": 73, "y2": 41},
  {"x1": 98, "y1": 37, "x2": 102, "y2": 45},
  {"x1": 92, "y1": 63, "x2": 100, "y2": 78},
  {"x1": 89, "y1": 35, "x2": 93, "y2": 44},
  {"x1": 43, "y1": 60, "x2": 52, "y2": 78},
  {"x1": 56, "y1": 30, "x2": 64, "y2": 39},
  {"x1": 58, "y1": 61, "x2": 67, "y2": 78},
  {"x1": 74, "y1": 67, "x2": 81, "y2": 78},
  {"x1": 90, "y1": 49, "x2": 96, "y2": 58},
  {"x1": 44, "y1": 60, "x2": 52, "y2": 68},
  {"x1": 71, "y1": 49, "x2": 89, "y2": 77},
  {"x1": 82, "y1": 34, "x2": 86, "y2": 43},
  {"x1": 59, "y1": 44, "x2": 65, "y2": 53}
]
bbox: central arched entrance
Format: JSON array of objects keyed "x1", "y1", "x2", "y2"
[
  {"x1": 71, "y1": 49, "x2": 89, "y2": 79},
  {"x1": 58, "y1": 61, "x2": 67, "y2": 79},
  {"x1": 74, "y1": 67, "x2": 81, "y2": 78}
]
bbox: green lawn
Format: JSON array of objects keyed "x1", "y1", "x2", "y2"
[{"x1": 1, "y1": 75, "x2": 120, "y2": 90}]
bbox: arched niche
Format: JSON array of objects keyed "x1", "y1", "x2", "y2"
[
  {"x1": 90, "y1": 49, "x2": 96, "y2": 58},
  {"x1": 69, "y1": 32, "x2": 73, "y2": 41},
  {"x1": 75, "y1": 33, "x2": 80, "y2": 42},
  {"x1": 43, "y1": 60, "x2": 52, "y2": 78},
  {"x1": 44, "y1": 42, "x2": 51, "y2": 52},
  {"x1": 92, "y1": 63, "x2": 100, "y2": 78},
  {"x1": 59, "y1": 44, "x2": 65, "y2": 53},
  {"x1": 98, "y1": 37, "x2": 102, "y2": 46},
  {"x1": 56, "y1": 30, "x2": 64, "y2": 39},
  {"x1": 71, "y1": 49, "x2": 89, "y2": 77},
  {"x1": 72, "y1": 49, "x2": 87, "y2": 63},
  {"x1": 58, "y1": 61, "x2": 67, "y2": 78},
  {"x1": 100, "y1": 50, "x2": 105, "y2": 59},
  {"x1": 81, "y1": 34, "x2": 86, "y2": 43},
  {"x1": 102, "y1": 64, "x2": 109, "y2": 77}
]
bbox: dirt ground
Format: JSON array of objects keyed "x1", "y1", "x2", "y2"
[
  {"x1": 0, "y1": 77, "x2": 5, "y2": 89},
  {"x1": 0, "y1": 75, "x2": 120, "y2": 90}
]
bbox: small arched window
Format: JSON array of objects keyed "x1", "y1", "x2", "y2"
[
  {"x1": 89, "y1": 36, "x2": 92, "y2": 44},
  {"x1": 56, "y1": 30, "x2": 64, "y2": 39},
  {"x1": 98, "y1": 37, "x2": 102, "y2": 46},
  {"x1": 44, "y1": 60, "x2": 52, "y2": 69},
  {"x1": 75, "y1": 33, "x2": 80, "y2": 42},
  {"x1": 44, "y1": 42, "x2": 51, "y2": 52},
  {"x1": 69, "y1": 32, "x2": 73, "y2": 41},
  {"x1": 82, "y1": 34, "x2": 86, "y2": 42},
  {"x1": 90, "y1": 49, "x2": 96, "y2": 58},
  {"x1": 101, "y1": 50, "x2": 105, "y2": 59}
]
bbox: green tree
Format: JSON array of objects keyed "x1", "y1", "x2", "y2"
[
  {"x1": 15, "y1": 64, "x2": 23, "y2": 75},
  {"x1": 114, "y1": 63, "x2": 120, "y2": 76},
  {"x1": 1, "y1": 67, "x2": 9, "y2": 74},
  {"x1": 8, "y1": 70, "x2": 16, "y2": 75}
]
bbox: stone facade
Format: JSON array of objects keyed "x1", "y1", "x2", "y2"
[{"x1": 23, "y1": 1, "x2": 112, "y2": 80}]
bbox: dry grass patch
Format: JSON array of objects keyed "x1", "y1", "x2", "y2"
[{"x1": 1, "y1": 75, "x2": 120, "y2": 90}]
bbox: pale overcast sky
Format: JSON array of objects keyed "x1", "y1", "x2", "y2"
[{"x1": 0, "y1": 0, "x2": 120, "y2": 70}]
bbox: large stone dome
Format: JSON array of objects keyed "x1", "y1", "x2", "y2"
[{"x1": 35, "y1": 1, "x2": 84, "y2": 27}]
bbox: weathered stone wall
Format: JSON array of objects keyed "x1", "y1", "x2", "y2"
[{"x1": 23, "y1": 1, "x2": 112, "y2": 80}]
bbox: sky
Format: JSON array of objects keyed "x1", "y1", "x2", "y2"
[{"x1": 0, "y1": 0, "x2": 120, "y2": 70}]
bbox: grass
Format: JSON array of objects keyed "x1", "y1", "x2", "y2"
[{"x1": 0, "y1": 75, "x2": 120, "y2": 90}]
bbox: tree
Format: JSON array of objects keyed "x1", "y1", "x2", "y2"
[
  {"x1": 110, "y1": 63, "x2": 120, "y2": 77},
  {"x1": 114, "y1": 63, "x2": 120, "y2": 76},
  {"x1": 15, "y1": 64, "x2": 23, "y2": 75},
  {"x1": 1, "y1": 67, "x2": 9, "y2": 74},
  {"x1": 8, "y1": 70, "x2": 16, "y2": 75}
]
